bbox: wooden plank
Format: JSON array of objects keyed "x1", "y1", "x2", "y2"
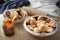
[{"x1": 0, "y1": 13, "x2": 60, "y2": 40}]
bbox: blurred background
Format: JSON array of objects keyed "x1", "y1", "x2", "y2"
[{"x1": 0, "y1": 0, "x2": 60, "y2": 16}]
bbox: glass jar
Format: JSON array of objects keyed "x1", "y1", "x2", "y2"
[{"x1": 3, "y1": 19, "x2": 15, "y2": 36}]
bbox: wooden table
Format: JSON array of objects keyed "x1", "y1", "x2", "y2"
[{"x1": 0, "y1": 14, "x2": 60, "y2": 40}]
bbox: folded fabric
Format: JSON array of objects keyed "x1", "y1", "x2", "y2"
[
  {"x1": 0, "y1": 0, "x2": 30, "y2": 14},
  {"x1": 30, "y1": 1, "x2": 57, "y2": 13}
]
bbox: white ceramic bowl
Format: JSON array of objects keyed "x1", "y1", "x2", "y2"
[
  {"x1": 23, "y1": 15, "x2": 58, "y2": 37},
  {"x1": 3, "y1": 9, "x2": 27, "y2": 23}
]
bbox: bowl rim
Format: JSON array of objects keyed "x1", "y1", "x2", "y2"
[{"x1": 23, "y1": 15, "x2": 58, "y2": 37}]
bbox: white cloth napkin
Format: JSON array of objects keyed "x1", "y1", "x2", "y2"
[
  {"x1": 29, "y1": 0, "x2": 57, "y2": 12},
  {"x1": 29, "y1": 0, "x2": 59, "y2": 16}
]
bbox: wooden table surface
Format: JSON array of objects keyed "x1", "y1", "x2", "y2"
[{"x1": 0, "y1": 14, "x2": 60, "y2": 40}]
